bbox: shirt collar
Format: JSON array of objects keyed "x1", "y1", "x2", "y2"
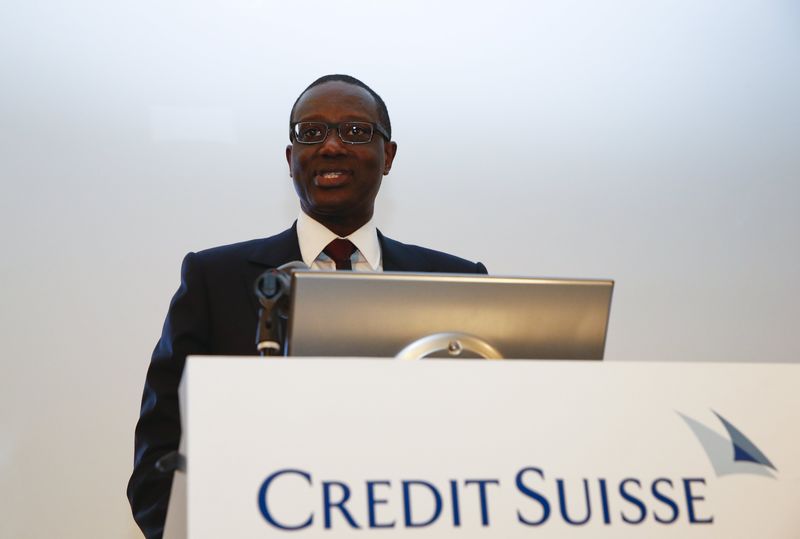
[{"x1": 296, "y1": 211, "x2": 382, "y2": 270}]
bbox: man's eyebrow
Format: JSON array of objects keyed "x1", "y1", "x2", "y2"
[{"x1": 293, "y1": 114, "x2": 374, "y2": 122}]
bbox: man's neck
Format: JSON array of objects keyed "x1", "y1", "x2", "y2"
[
  {"x1": 296, "y1": 211, "x2": 382, "y2": 270},
  {"x1": 302, "y1": 210, "x2": 372, "y2": 237}
]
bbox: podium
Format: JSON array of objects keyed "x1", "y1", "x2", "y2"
[{"x1": 164, "y1": 356, "x2": 800, "y2": 538}]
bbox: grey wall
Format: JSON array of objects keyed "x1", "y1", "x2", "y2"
[{"x1": 1, "y1": 1, "x2": 798, "y2": 537}]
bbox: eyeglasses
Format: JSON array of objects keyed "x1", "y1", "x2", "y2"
[{"x1": 290, "y1": 121, "x2": 389, "y2": 145}]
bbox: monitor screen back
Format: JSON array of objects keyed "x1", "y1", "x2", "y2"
[{"x1": 286, "y1": 272, "x2": 613, "y2": 359}]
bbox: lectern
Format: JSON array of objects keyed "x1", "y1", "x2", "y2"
[
  {"x1": 165, "y1": 359, "x2": 800, "y2": 538},
  {"x1": 162, "y1": 273, "x2": 799, "y2": 537}
]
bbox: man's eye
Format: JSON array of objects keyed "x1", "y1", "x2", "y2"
[{"x1": 302, "y1": 127, "x2": 322, "y2": 138}]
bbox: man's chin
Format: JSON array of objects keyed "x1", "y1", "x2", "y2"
[
  {"x1": 304, "y1": 203, "x2": 352, "y2": 219},
  {"x1": 304, "y1": 201, "x2": 372, "y2": 224}
]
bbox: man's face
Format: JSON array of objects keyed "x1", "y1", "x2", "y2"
[{"x1": 286, "y1": 81, "x2": 397, "y2": 233}]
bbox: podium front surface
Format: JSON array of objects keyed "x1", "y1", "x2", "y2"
[{"x1": 168, "y1": 357, "x2": 800, "y2": 538}]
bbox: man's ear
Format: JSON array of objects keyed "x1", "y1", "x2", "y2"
[
  {"x1": 383, "y1": 141, "x2": 398, "y2": 175},
  {"x1": 285, "y1": 145, "x2": 293, "y2": 177}
]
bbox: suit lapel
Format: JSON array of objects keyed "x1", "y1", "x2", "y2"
[
  {"x1": 246, "y1": 223, "x2": 302, "y2": 267},
  {"x1": 242, "y1": 223, "x2": 303, "y2": 316},
  {"x1": 239, "y1": 227, "x2": 425, "y2": 321},
  {"x1": 379, "y1": 230, "x2": 429, "y2": 272},
  {"x1": 240, "y1": 226, "x2": 425, "y2": 308},
  {"x1": 242, "y1": 226, "x2": 426, "y2": 275}
]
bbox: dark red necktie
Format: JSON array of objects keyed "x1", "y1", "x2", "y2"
[{"x1": 323, "y1": 239, "x2": 356, "y2": 270}]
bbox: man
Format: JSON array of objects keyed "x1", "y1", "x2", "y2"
[{"x1": 127, "y1": 74, "x2": 487, "y2": 538}]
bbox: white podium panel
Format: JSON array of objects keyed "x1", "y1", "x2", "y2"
[{"x1": 176, "y1": 358, "x2": 800, "y2": 538}]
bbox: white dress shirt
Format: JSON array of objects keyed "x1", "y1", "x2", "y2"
[{"x1": 296, "y1": 211, "x2": 383, "y2": 272}]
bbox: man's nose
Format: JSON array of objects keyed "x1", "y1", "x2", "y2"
[{"x1": 318, "y1": 127, "x2": 347, "y2": 155}]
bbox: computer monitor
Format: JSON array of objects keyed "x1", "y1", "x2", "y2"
[{"x1": 286, "y1": 271, "x2": 614, "y2": 360}]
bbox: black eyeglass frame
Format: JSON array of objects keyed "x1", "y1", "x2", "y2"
[{"x1": 290, "y1": 121, "x2": 390, "y2": 145}]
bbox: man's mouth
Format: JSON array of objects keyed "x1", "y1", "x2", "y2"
[{"x1": 315, "y1": 170, "x2": 351, "y2": 187}]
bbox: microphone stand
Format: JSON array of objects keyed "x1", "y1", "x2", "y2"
[
  {"x1": 254, "y1": 262, "x2": 307, "y2": 356},
  {"x1": 255, "y1": 272, "x2": 287, "y2": 356}
]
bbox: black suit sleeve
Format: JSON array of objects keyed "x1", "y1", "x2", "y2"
[{"x1": 127, "y1": 252, "x2": 211, "y2": 539}]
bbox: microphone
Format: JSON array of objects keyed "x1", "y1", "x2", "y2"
[{"x1": 254, "y1": 261, "x2": 308, "y2": 356}]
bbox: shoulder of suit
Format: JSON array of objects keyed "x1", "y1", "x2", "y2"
[
  {"x1": 380, "y1": 234, "x2": 486, "y2": 273},
  {"x1": 189, "y1": 228, "x2": 295, "y2": 263}
]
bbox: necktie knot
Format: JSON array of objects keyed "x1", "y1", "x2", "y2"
[{"x1": 324, "y1": 239, "x2": 356, "y2": 270}]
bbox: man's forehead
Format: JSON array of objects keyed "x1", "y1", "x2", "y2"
[{"x1": 292, "y1": 81, "x2": 380, "y2": 121}]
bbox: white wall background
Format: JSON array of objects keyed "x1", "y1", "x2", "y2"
[{"x1": 1, "y1": 0, "x2": 798, "y2": 537}]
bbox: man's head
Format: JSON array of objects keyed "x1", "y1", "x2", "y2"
[{"x1": 286, "y1": 75, "x2": 397, "y2": 237}]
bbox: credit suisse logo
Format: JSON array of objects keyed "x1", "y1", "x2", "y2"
[
  {"x1": 679, "y1": 410, "x2": 776, "y2": 477},
  {"x1": 256, "y1": 410, "x2": 777, "y2": 531}
]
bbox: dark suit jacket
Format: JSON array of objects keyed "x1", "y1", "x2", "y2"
[{"x1": 127, "y1": 225, "x2": 487, "y2": 538}]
